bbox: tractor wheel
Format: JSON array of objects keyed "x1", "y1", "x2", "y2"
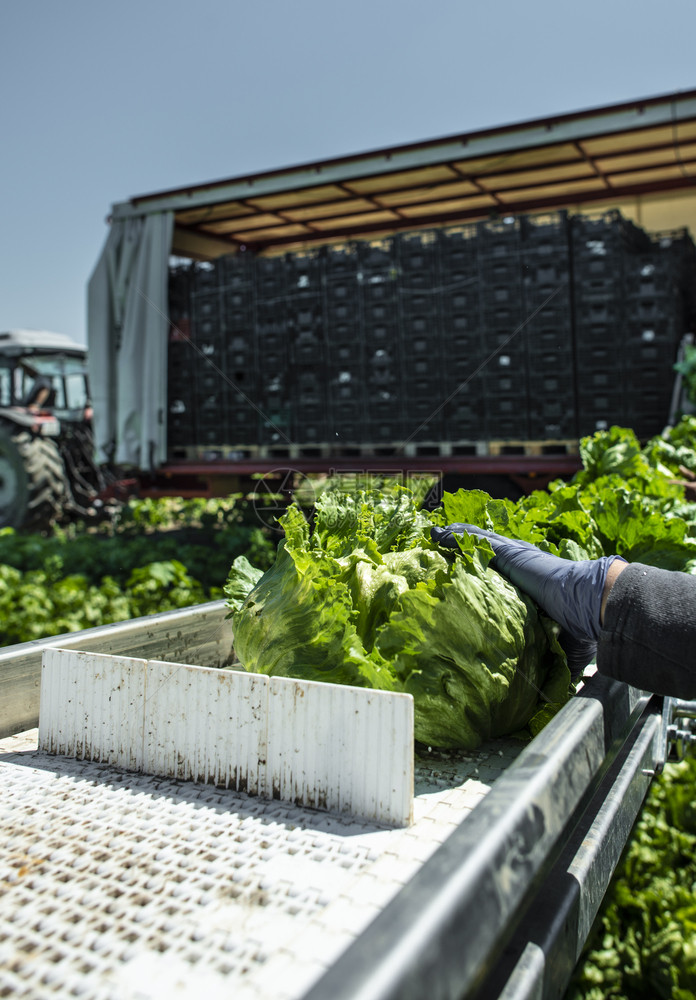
[{"x1": 0, "y1": 423, "x2": 70, "y2": 530}]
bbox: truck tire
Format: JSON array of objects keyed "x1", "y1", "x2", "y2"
[{"x1": 0, "y1": 423, "x2": 69, "y2": 530}]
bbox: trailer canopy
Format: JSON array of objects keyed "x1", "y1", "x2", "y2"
[{"x1": 89, "y1": 88, "x2": 696, "y2": 468}]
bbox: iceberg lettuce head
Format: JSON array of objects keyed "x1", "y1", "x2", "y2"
[{"x1": 225, "y1": 488, "x2": 571, "y2": 750}]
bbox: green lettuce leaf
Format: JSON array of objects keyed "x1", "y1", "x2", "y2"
[{"x1": 226, "y1": 486, "x2": 571, "y2": 750}]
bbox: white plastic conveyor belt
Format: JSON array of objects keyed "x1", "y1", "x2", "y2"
[{"x1": 0, "y1": 728, "x2": 520, "y2": 999}]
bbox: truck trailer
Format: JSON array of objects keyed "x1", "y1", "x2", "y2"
[{"x1": 85, "y1": 91, "x2": 696, "y2": 513}]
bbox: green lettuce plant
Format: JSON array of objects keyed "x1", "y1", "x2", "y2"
[{"x1": 225, "y1": 487, "x2": 571, "y2": 750}]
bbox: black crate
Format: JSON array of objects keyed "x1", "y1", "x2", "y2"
[
  {"x1": 440, "y1": 281, "x2": 480, "y2": 314},
  {"x1": 331, "y1": 378, "x2": 365, "y2": 404},
  {"x1": 478, "y1": 221, "x2": 522, "y2": 269},
  {"x1": 255, "y1": 257, "x2": 287, "y2": 300},
  {"x1": 286, "y1": 293, "x2": 323, "y2": 328},
  {"x1": 192, "y1": 261, "x2": 222, "y2": 292},
  {"x1": 480, "y1": 283, "x2": 524, "y2": 307},
  {"x1": 167, "y1": 399, "x2": 195, "y2": 446},
  {"x1": 291, "y1": 331, "x2": 324, "y2": 365},
  {"x1": 625, "y1": 293, "x2": 680, "y2": 324},
  {"x1": 401, "y1": 313, "x2": 440, "y2": 340},
  {"x1": 521, "y1": 211, "x2": 569, "y2": 248},
  {"x1": 576, "y1": 393, "x2": 626, "y2": 434},
  {"x1": 575, "y1": 300, "x2": 624, "y2": 326},
  {"x1": 525, "y1": 326, "x2": 573, "y2": 355},
  {"x1": 404, "y1": 406, "x2": 443, "y2": 440},
  {"x1": 481, "y1": 372, "x2": 521, "y2": 395},
  {"x1": 441, "y1": 316, "x2": 482, "y2": 344},
  {"x1": 522, "y1": 259, "x2": 569, "y2": 287},
  {"x1": 325, "y1": 243, "x2": 359, "y2": 274},
  {"x1": 439, "y1": 224, "x2": 478, "y2": 268},
  {"x1": 479, "y1": 259, "x2": 522, "y2": 287},
  {"x1": 398, "y1": 230, "x2": 439, "y2": 272},
  {"x1": 364, "y1": 300, "x2": 399, "y2": 327},
  {"x1": 218, "y1": 251, "x2": 254, "y2": 290},
  {"x1": 292, "y1": 371, "x2": 326, "y2": 405},
  {"x1": 574, "y1": 320, "x2": 623, "y2": 349},
  {"x1": 528, "y1": 371, "x2": 574, "y2": 396},
  {"x1": 526, "y1": 347, "x2": 574, "y2": 374},
  {"x1": 403, "y1": 372, "x2": 441, "y2": 397},
  {"x1": 226, "y1": 332, "x2": 255, "y2": 364},
  {"x1": 330, "y1": 420, "x2": 366, "y2": 443},
  {"x1": 480, "y1": 302, "x2": 525, "y2": 329},
  {"x1": 571, "y1": 211, "x2": 651, "y2": 256},
  {"x1": 442, "y1": 355, "x2": 486, "y2": 386},
  {"x1": 326, "y1": 299, "x2": 360, "y2": 326},
  {"x1": 328, "y1": 337, "x2": 362, "y2": 364},
  {"x1": 359, "y1": 237, "x2": 396, "y2": 272},
  {"x1": 407, "y1": 334, "x2": 441, "y2": 360},
  {"x1": 285, "y1": 249, "x2": 323, "y2": 293},
  {"x1": 528, "y1": 411, "x2": 577, "y2": 439},
  {"x1": 256, "y1": 326, "x2": 289, "y2": 355},
  {"x1": 361, "y1": 274, "x2": 398, "y2": 302},
  {"x1": 624, "y1": 261, "x2": 680, "y2": 298},
  {"x1": 572, "y1": 254, "x2": 624, "y2": 280}
]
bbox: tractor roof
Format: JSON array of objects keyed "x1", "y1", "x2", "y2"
[{"x1": 0, "y1": 329, "x2": 86, "y2": 357}]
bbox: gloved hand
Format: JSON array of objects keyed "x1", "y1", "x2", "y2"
[{"x1": 431, "y1": 523, "x2": 627, "y2": 675}]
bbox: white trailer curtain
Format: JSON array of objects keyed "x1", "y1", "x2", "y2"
[{"x1": 87, "y1": 210, "x2": 174, "y2": 470}]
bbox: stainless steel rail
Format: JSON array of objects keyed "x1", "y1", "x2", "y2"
[
  {"x1": 302, "y1": 676, "x2": 654, "y2": 1000},
  {"x1": 0, "y1": 600, "x2": 234, "y2": 739}
]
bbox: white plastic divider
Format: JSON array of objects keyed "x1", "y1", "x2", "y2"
[{"x1": 38, "y1": 648, "x2": 414, "y2": 826}]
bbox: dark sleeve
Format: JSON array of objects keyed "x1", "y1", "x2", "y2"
[{"x1": 597, "y1": 562, "x2": 696, "y2": 700}]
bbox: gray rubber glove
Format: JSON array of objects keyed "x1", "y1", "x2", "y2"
[{"x1": 431, "y1": 523, "x2": 626, "y2": 674}]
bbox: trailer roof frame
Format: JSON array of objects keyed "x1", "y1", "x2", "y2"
[{"x1": 110, "y1": 88, "x2": 696, "y2": 258}]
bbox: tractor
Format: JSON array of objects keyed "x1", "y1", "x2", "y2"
[{"x1": 0, "y1": 329, "x2": 103, "y2": 530}]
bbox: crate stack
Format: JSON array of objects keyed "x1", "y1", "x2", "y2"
[
  {"x1": 438, "y1": 224, "x2": 483, "y2": 443},
  {"x1": 188, "y1": 262, "x2": 230, "y2": 450},
  {"x1": 520, "y1": 212, "x2": 575, "y2": 441},
  {"x1": 285, "y1": 249, "x2": 325, "y2": 449},
  {"x1": 220, "y1": 253, "x2": 257, "y2": 448},
  {"x1": 359, "y1": 238, "x2": 403, "y2": 445},
  {"x1": 571, "y1": 211, "x2": 648, "y2": 436},
  {"x1": 324, "y1": 243, "x2": 363, "y2": 445},
  {"x1": 254, "y1": 256, "x2": 291, "y2": 451},
  {"x1": 167, "y1": 264, "x2": 195, "y2": 450},
  {"x1": 166, "y1": 209, "x2": 695, "y2": 458},
  {"x1": 396, "y1": 231, "x2": 442, "y2": 445},
  {"x1": 476, "y1": 217, "x2": 529, "y2": 441}
]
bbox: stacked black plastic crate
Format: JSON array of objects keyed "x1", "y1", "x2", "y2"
[
  {"x1": 255, "y1": 255, "x2": 291, "y2": 450},
  {"x1": 571, "y1": 212, "x2": 652, "y2": 436},
  {"x1": 217, "y1": 253, "x2": 257, "y2": 448},
  {"x1": 324, "y1": 243, "x2": 363, "y2": 445},
  {"x1": 438, "y1": 224, "x2": 483, "y2": 441},
  {"x1": 167, "y1": 264, "x2": 195, "y2": 451},
  {"x1": 188, "y1": 262, "x2": 230, "y2": 449},
  {"x1": 477, "y1": 217, "x2": 530, "y2": 440},
  {"x1": 397, "y1": 230, "x2": 442, "y2": 444},
  {"x1": 358, "y1": 237, "x2": 404, "y2": 445},
  {"x1": 285, "y1": 249, "x2": 326, "y2": 449},
  {"x1": 621, "y1": 234, "x2": 686, "y2": 437},
  {"x1": 521, "y1": 212, "x2": 576, "y2": 441}
]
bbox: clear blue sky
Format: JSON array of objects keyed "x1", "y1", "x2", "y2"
[{"x1": 2, "y1": 0, "x2": 696, "y2": 344}]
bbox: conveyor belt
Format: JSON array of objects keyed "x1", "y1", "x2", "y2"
[{"x1": 0, "y1": 730, "x2": 522, "y2": 1000}]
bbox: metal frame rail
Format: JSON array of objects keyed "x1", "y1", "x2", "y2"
[
  {"x1": 0, "y1": 600, "x2": 234, "y2": 740},
  {"x1": 303, "y1": 678, "x2": 656, "y2": 1000},
  {"x1": 0, "y1": 604, "x2": 670, "y2": 999}
]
